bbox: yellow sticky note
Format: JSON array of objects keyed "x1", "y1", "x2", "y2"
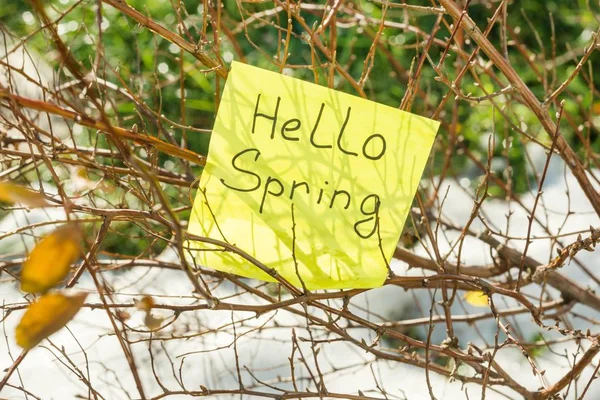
[{"x1": 187, "y1": 62, "x2": 439, "y2": 289}]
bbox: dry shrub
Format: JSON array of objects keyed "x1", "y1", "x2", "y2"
[{"x1": 1, "y1": 1, "x2": 600, "y2": 399}]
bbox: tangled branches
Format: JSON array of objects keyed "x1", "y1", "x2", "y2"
[{"x1": 2, "y1": 0, "x2": 600, "y2": 399}]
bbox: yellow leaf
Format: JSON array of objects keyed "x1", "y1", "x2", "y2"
[
  {"x1": 144, "y1": 312, "x2": 164, "y2": 331},
  {"x1": 0, "y1": 182, "x2": 48, "y2": 208},
  {"x1": 16, "y1": 292, "x2": 87, "y2": 350},
  {"x1": 464, "y1": 290, "x2": 489, "y2": 307},
  {"x1": 593, "y1": 101, "x2": 600, "y2": 115},
  {"x1": 21, "y1": 225, "x2": 82, "y2": 293}
]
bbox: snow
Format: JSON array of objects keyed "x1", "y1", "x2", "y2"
[{"x1": 2, "y1": 145, "x2": 600, "y2": 399}]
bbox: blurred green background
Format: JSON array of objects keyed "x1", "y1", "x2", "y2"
[{"x1": 2, "y1": 0, "x2": 599, "y2": 255}]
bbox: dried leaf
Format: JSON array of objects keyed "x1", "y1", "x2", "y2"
[
  {"x1": 21, "y1": 225, "x2": 82, "y2": 293},
  {"x1": 464, "y1": 290, "x2": 489, "y2": 307},
  {"x1": 0, "y1": 182, "x2": 47, "y2": 208},
  {"x1": 134, "y1": 295, "x2": 155, "y2": 312},
  {"x1": 16, "y1": 292, "x2": 87, "y2": 350},
  {"x1": 116, "y1": 310, "x2": 131, "y2": 321}
]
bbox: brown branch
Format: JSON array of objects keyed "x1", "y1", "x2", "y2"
[
  {"x1": 0, "y1": 90, "x2": 206, "y2": 165},
  {"x1": 101, "y1": 0, "x2": 227, "y2": 79},
  {"x1": 0, "y1": 350, "x2": 29, "y2": 391},
  {"x1": 394, "y1": 245, "x2": 600, "y2": 312},
  {"x1": 438, "y1": 0, "x2": 600, "y2": 217},
  {"x1": 533, "y1": 342, "x2": 600, "y2": 399}
]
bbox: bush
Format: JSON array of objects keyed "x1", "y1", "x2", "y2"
[{"x1": 2, "y1": 0, "x2": 600, "y2": 399}]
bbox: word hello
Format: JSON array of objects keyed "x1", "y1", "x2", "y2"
[{"x1": 252, "y1": 94, "x2": 387, "y2": 160}]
